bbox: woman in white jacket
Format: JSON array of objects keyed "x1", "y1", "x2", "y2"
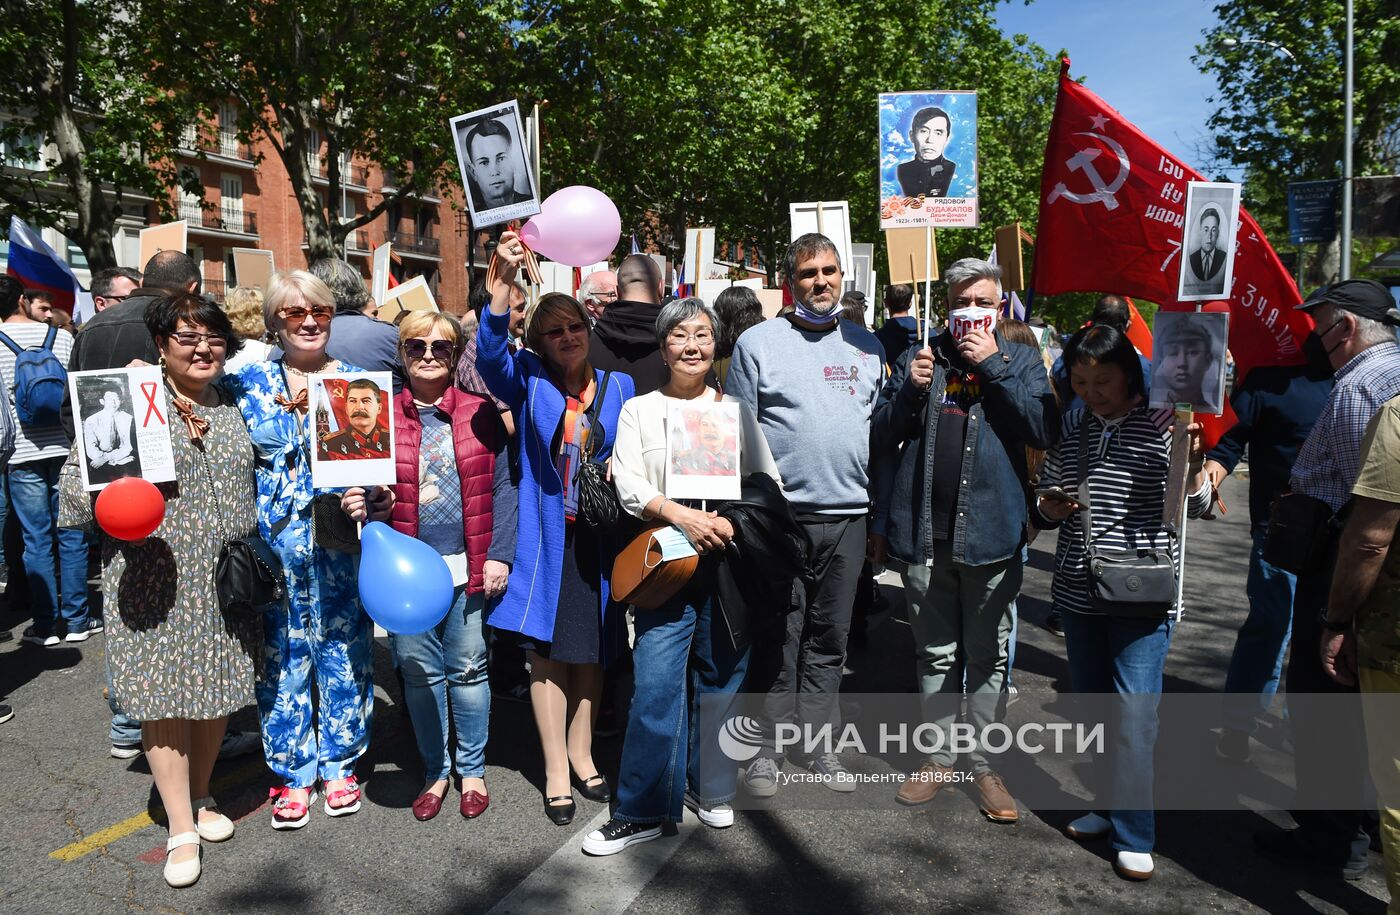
[{"x1": 583, "y1": 297, "x2": 779, "y2": 856}]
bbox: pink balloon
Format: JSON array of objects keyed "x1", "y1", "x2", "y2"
[{"x1": 519, "y1": 185, "x2": 621, "y2": 267}]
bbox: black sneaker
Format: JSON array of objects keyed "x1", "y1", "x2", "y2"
[
  {"x1": 581, "y1": 817, "x2": 662, "y2": 856},
  {"x1": 0, "y1": 703, "x2": 13, "y2": 725},
  {"x1": 1045, "y1": 609, "x2": 1065, "y2": 638}
]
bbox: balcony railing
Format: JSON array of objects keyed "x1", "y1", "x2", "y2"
[
  {"x1": 306, "y1": 155, "x2": 369, "y2": 187},
  {"x1": 179, "y1": 127, "x2": 251, "y2": 162},
  {"x1": 387, "y1": 230, "x2": 440, "y2": 257},
  {"x1": 177, "y1": 204, "x2": 258, "y2": 235},
  {"x1": 200, "y1": 278, "x2": 227, "y2": 302}
]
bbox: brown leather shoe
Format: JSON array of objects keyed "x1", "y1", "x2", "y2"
[
  {"x1": 896, "y1": 761, "x2": 956, "y2": 806},
  {"x1": 972, "y1": 771, "x2": 1019, "y2": 823}
]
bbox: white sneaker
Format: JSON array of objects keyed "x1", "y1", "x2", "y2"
[
  {"x1": 163, "y1": 832, "x2": 201, "y2": 888},
  {"x1": 110, "y1": 743, "x2": 143, "y2": 760},
  {"x1": 1114, "y1": 850, "x2": 1154, "y2": 880},
  {"x1": 740, "y1": 757, "x2": 779, "y2": 798},
  {"x1": 1065, "y1": 812, "x2": 1112, "y2": 839},
  {"x1": 582, "y1": 817, "x2": 662, "y2": 856},
  {"x1": 683, "y1": 790, "x2": 734, "y2": 828},
  {"x1": 21, "y1": 627, "x2": 59, "y2": 648},
  {"x1": 193, "y1": 796, "x2": 235, "y2": 842}
]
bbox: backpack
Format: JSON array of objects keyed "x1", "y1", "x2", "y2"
[
  {"x1": 0, "y1": 373, "x2": 15, "y2": 457},
  {"x1": 0, "y1": 324, "x2": 67, "y2": 427}
]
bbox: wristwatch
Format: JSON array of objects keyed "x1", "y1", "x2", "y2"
[{"x1": 1318, "y1": 611, "x2": 1352, "y2": 632}]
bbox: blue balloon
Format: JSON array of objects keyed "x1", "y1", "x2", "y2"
[{"x1": 357, "y1": 521, "x2": 454, "y2": 635}]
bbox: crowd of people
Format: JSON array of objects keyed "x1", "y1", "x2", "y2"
[{"x1": 0, "y1": 234, "x2": 1396, "y2": 906}]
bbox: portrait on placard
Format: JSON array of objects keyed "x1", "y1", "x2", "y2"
[
  {"x1": 309, "y1": 372, "x2": 396, "y2": 488},
  {"x1": 1177, "y1": 181, "x2": 1241, "y2": 303},
  {"x1": 449, "y1": 100, "x2": 540, "y2": 229},
  {"x1": 879, "y1": 91, "x2": 979, "y2": 229},
  {"x1": 68, "y1": 366, "x2": 177, "y2": 491},
  {"x1": 665, "y1": 400, "x2": 741, "y2": 501},
  {"x1": 1149, "y1": 311, "x2": 1229, "y2": 415}
]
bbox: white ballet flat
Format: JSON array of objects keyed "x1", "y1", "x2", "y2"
[
  {"x1": 164, "y1": 831, "x2": 202, "y2": 888},
  {"x1": 193, "y1": 796, "x2": 235, "y2": 842},
  {"x1": 1114, "y1": 850, "x2": 1155, "y2": 881}
]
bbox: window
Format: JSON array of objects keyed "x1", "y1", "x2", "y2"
[
  {"x1": 218, "y1": 103, "x2": 239, "y2": 158},
  {"x1": 66, "y1": 241, "x2": 88, "y2": 271},
  {"x1": 220, "y1": 174, "x2": 244, "y2": 231},
  {"x1": 2, "y1": 127, "x2": 45, "y2": 170}
]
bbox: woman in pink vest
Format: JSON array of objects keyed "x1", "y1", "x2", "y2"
[{"x1": 343, "y1": 311, "x2": 516, "y2": 823}]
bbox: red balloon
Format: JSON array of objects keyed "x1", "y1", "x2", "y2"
[{"x1": 94, "y1": 477, "x2": 166, "y2": 541}]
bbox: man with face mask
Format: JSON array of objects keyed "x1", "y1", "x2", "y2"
[
  {"x1": 1253, "y1": 279, "x2": 1400, "y2": 881},
  {"x1": 726, "y1": 233, "x2": 883, "y2": 796},
  {"x1": 868, "y1": 257, "x2": 1058, "y2": 822}
]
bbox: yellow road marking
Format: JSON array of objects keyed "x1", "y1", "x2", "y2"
[{"x1": 49, "y1": 757, "x2": 269, "y2": 862}]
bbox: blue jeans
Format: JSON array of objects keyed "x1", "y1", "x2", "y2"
[
  {"x1": 616, "y1": 566, "x2": 749, "y2": 824},
  {"x1": 390, "y1": 588, "x2": 489, "y2": 781},
  {"x1": 8, "y1": 458, "x2": 90, "y2": 636},
  {"x1": 106, "y1": 651, "x2": 143, "y2": 745},
  {"x1": 1060, "y1": 607, "x2": 1174, "y2": 854},
  {"x1": 1222, "y1": 528, "x2": 1295, "y2": 734}
]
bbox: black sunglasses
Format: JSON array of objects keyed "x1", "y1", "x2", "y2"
[{"x1": 402, "y1": 338, "x2": 455, "y2": 361}]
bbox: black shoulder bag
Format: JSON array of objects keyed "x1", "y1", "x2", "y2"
[
  {"x1": 193, "y1": 421, "x2": 285, "y2": 618},
  {"x1": 574, "y1": 371, "x2": 622, "y2": 530},
  {"x1": 1075, "y1": 417, "x2": 1178, "y2": 618}
]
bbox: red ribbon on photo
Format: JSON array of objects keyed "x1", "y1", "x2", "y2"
[{"x1": 140, "y1": 381, "x2": 166, "y2": 427}]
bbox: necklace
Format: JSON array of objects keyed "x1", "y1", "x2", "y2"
[{"x1": 284, "y1": 358, "x2": 334, "y2": 377}]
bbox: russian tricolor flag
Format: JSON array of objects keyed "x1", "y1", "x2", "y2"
[{"x1": 7, "y1": 216, "x2": 94, "y2": 321}]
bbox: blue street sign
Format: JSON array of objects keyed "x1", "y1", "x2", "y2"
[{"x1": 1287, "y1": 180, "x2": 1338, "y2": 245}]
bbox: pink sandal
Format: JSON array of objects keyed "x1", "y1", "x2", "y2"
[
  {"x1": 269, "y1": 786, "x2": 317, "y2": 830},
  {"x1": 323, "y1": 775, "x2": 362, "y2": 817}
]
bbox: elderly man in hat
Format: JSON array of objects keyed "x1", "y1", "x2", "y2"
[{"x1": 1255, "y1": 280, "x2": 1400, "y2": 881}]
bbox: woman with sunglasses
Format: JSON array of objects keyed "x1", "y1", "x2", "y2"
[
  {"x1": 223, "y1": 270, "x2": 391, "y2": 830},
  {"x1": 341, "y1": 312, "x2": 516, "y2": 823},
  {"x1": 478, "y1": 231, "x2": 635, "y2": 825},
  {"x1": 59, "y1": 294, "x2": 260, "y2": 887}
]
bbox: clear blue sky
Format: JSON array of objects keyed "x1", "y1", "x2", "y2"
[{"x1": 995, "y1": 0, "x2": 1225, "y2": 173}]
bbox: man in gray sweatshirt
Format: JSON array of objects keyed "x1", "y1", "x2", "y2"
[{"x1": 726, "y1": 233, "x2": 884, "y2": 795}]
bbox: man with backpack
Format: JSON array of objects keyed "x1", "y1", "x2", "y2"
[{"x1": 0, "y1": 276, "x2": 93, "y2": 646}]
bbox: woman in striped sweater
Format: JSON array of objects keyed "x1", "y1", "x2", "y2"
[{"x1": 1032, "y1": 324, "x2": 1212, "y2": 882}]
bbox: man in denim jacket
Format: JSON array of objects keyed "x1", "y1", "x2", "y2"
[{"x1": 870, "y1": 258, "x2": 1058, "y2": 822}]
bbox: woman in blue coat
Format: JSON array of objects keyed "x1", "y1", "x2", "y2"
[{"x1": 477, "y1": 231, "x2": 634, "y2": 825}]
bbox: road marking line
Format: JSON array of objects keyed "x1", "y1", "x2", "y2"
[
  {"x1": 48, "y1": 757, "x2": 269, "y2": 862},
  {"x1": 485, "y1": 808, "x2": 697, "y2": 915}
]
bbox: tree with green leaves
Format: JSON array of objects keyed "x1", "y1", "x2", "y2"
[
  {"x1": 0, "y1": 0, "x2": 198, "y2": 269},
  {"x1": 1194, "y1": 0, "x2": 1400, "y2": 285},
  {"x1": 143, "y1": 0, "x2": 516, "y2": 262}
]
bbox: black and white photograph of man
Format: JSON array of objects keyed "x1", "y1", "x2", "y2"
[
  {"x1": 76, "y1": 376, "x2": 140, "y2": 485},
  {"x1": 896, "y1": 106, "x2": 956, "y2": 199},
  {"x1": 1178, "y1": 181, "x2": 1242, "y2": 302},
  {"x1": 450, "y1": 100, "x2": 540, "y2": 228},
  {"x1": 1148, "y1": 310, "x2": 1229, "y2": 415}
]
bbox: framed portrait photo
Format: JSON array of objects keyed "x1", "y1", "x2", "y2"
[
  {"x1": 1148, "y1": 311, "x2": 1230, "y2": 416},
  {"x1": 879, "y1": 90, "x2": 979, "y2": 229},
  {"x1": 664, "y1": 400, "x2": 742, "y2": 501},
  {"x1": 449, "y1": 99, "x2": 541, "y2": 229},
  {"x1": 1177, "y1": 181, "x2": 1242, "y2": 303},
  {"x1": 308, "y1": 371, "x2": 396, "y2": 489},
  {"x1": 68, "y1": 366, "x2": 177, "y2": 491}
]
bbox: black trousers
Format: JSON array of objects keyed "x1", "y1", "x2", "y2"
[
  {"x1": 1286, "y1": 562, "x2": 1373, "y2": 865},
  {"x1": 749, "y1": 514, "x2": 866, "y2": 762}
]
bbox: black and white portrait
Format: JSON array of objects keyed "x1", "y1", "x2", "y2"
[
  {"x1": 449, "y1": 100, "x2": 540, "y2": 229},
  {"x1": 75, "y1": 375, "x2": 141, "y2": 486},
  {"x1": 1148, "y1": 311, "x2": 1230, "y2": 415},
  {"x1": 1178, "y1": 181, "x2": 1242, "y2": 302}
]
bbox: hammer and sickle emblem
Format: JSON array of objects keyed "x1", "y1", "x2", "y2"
[{"x1": 1046, "y1": 132, "x2": 1132, "y2": 211}]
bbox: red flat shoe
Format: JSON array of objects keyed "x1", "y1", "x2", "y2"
[
  {"x1": 413, "y1": 789, "x2": 445, "y2": 821},
  {"x1": 460, "y1": 790, "x2": 489, "y2": 819}
]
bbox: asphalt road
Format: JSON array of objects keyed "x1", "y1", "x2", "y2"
[{"x1": 0, "y1": 475, "x2": 1391, "y2": 914}]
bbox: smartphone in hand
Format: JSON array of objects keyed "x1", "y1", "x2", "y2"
[{"x1": 1036, "y1": 486, "x2": 1088, "y2": 511}]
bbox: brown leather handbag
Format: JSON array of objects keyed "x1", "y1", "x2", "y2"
[{"x1": 611, "y1": 522, "x2": 700, "y2": 609}]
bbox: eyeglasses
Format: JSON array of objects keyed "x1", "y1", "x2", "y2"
[
  {"x1": 402, "y1": 338, "x2": 455, "y2": 361},
  {"x1": 666, "y1": 329, "x2": 715, "y2": 347},
  {"x1": 170, "y1": 330, "x2": 229, "y2": 349},
  {"x1": 277, "y1": 305, "x2": 335, "y2": 326},
  {"x1": 540, "y1": 321, "x2": 588, "y2": 341},
  {"x1": 592, "y1": 291, "x2": 619, "y2": 300}
]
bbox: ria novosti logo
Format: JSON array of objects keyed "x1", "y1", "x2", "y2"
[{"x1": 718, "y1": 716, "x2": 765, "y2": 762}]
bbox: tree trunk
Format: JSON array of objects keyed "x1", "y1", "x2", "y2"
[{"x1": 279, "y1": 106, "x2": 338, "y2": 264}]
